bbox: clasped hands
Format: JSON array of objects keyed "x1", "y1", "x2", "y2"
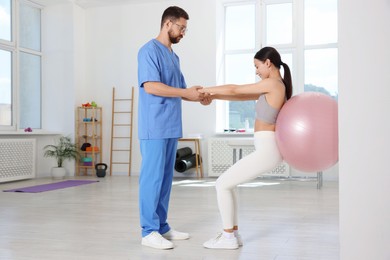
[{"x1": 186, "y1": 85, "x2": 212, "y2": 105}]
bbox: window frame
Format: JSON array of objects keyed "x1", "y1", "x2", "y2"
[
  {"x1": 0, "y1": 0, "x2": 16, "y2": 130},
  {"x1": 0, "y1": 0, "x2": 43, "y2": 131}
]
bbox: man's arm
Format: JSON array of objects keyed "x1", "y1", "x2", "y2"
[{"x1": 144, "y1": 82, "x2": 203, "y2": 101}]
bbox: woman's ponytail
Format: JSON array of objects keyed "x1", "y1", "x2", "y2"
[{"x1": 281, "y1": 62, "x2": 293, "y2": 100}]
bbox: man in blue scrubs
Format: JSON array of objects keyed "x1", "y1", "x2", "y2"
[{"x1": 137, "y1": 6, "x2": 209, "y2": 249}]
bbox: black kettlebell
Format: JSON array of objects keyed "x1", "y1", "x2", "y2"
[{"x1": 95, "y1": 163, "x2": 107, "y2": 178}]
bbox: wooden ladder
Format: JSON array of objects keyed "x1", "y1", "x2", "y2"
[{"x1": 109, "y1": 87, "x2": 134, "y2": 176}]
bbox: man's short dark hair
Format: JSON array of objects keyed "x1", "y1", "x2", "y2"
[{"x1": 161, "y1": 6, "x2": 189, "y2": 29}]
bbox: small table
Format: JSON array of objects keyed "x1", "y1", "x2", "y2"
[{"x1": 178, "y1": 138, "x2": 204, "y2": 178}]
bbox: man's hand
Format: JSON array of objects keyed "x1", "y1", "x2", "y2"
[{"x1": 184, "y1": 86, "x2": 204, "y2": 101}]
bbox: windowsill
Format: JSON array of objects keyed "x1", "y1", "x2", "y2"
[
  {"x1": 215, "y1": 132, "x2": 254, "y2": 137},
  {"x1": 0, "y1": 130, "x2": 62, "y2": 136}
]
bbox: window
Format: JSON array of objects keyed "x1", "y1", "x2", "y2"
[
  {"x1": 0, "y1": 0, "x2": 11, "y2": 41},
  {"x1": 303, "y1": 0, "x2": 338, "y2": 98},
  {"x1": 0, "y1": 0, "x2": 42, "y2": 130},
  {"x1": 0, "y1": 0, "x2": 12, "y2": 127},
  {"x1": 217, "y1": 0, "x2": 338, "y2": 132},
  {"x1": 217, "y1": 3, "x2": 258, "y2": 131},
  {"x1": 0, "y1": 49, "x2": 12, "y2": 126},
  {"x1": 266, "y1": 3, "x2": 293, "y2": 45}
]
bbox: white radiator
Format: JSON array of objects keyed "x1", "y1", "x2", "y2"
[
  {"x1": 208, "y1": 137, "x2": 290, "y2": 177},
  {"x1": 0, "y1": 139, "x2": 36, "y2": 183}
]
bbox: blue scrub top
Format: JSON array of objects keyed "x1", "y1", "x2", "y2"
[{"x1": 137, "y1": 39, "x2": 187, "y2": 140}]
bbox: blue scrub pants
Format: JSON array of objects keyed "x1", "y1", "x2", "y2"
[{"x1": 139, "y1": 138, "x2": 178, "y2": 237}]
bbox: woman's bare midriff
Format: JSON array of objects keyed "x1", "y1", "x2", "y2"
[{"x1": 254, "y1": 119, "x2": 276, "y2": 132}]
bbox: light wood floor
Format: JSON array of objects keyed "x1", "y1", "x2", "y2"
[{"x1": 0, "y1": 176, "x2": 339, "y2": 260}]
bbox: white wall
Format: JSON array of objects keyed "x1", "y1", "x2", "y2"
[
  {"x1": 42, "y1": 3, "x2": 76, "y2": 134},
  {"x1": 38, "y1": 3, "x2": 83, "y2": 176},
  {"x1": 339, "y1": 0, "x2": 390, "y2": 259}
]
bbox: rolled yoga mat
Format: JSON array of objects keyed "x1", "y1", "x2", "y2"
[
  {"x1": 175, "y1": 154, "x2": 201, "y2": 173},
  {"x1": 176, "y1": 147, "x2": 192, "y2": 159}
]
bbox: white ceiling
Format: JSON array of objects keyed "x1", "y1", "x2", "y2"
[{"x1": 31, "y1": 0, "x2": 168, "y2": 8}]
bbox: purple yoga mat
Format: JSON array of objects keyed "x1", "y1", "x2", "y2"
[{"x1": 3, "y1": 180, "x2": 98, "y2": 193}]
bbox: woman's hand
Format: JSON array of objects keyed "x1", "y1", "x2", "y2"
[
  {"x1": 200, "y1": 93, "x2": 213, "y2": 105},
  {"x1": 198, "y1": 88, "x2": 207, "y2": 94}
]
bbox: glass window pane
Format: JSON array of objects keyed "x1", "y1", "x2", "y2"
[
  {"x1": 226, "y1": 53, "x2": 256, "y2": 130},
  {"x1": 0, "y1": 49, "x2": 12, "y2": 126},
  {"x1": 0, "y1": 0, "x2": 11, "y2": 41},
  {"x1": 266, "y1": 3, "x2": 292, "y2": 45},
  {"x1": 305, "y1": 0, "x2": 337, "y2": 45},
  {"x1": 19, "y1": 3, "x2": 41, "y2": 51},
  {"x1": 304, "y1": 48, "x2": 338, "y2": 98},
  {"x1": 225, "y1": 53, "x2": 255, "y2": 84},
  {"x1": 225, "y1": 4, "x2": 255, "y2": 50},
  {"x1": 229, "y1": 100, "x2": 255, "y2": 130},
  {"x1": 19, "y1": 52, "x2": 41, "y2": 128}
]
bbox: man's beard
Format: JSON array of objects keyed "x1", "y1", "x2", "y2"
[{"x1": 168, "y1": 30, "x2": 182, "y2": 44}]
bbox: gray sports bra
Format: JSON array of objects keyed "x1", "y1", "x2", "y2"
[{"x1": 255, "y1": 95, "x2": 280, "y2": 124}]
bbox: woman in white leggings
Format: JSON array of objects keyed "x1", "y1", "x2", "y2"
[{"x1": 199, "y1": 46, "x2": 293, "y2": 249}]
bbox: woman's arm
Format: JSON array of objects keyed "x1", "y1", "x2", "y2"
[
  {"x1": 200, "y1": 79, "x2": 274, "y2": 96},
  {"x1": 210, "y1": 93, "x2": 260, "y2": 101}
]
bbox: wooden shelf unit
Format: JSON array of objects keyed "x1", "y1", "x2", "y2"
[{"x1": 75, "y1": 106, "x2": 102, "y2": 176}]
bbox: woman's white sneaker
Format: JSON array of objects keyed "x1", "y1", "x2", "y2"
[
  {"x1": 235, "y1": 233, "x2": 243, "y2": 247},
  {"x1": 141, "y1": 231, "x2": 174, "y2": 249},
  {"x1": 203, "y1": 233, "x2": 239, "y2": 249}
]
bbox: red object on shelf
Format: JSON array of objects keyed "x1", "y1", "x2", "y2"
[{"x1": 86, "y1": 146, "x2": 99, "y2": 152}]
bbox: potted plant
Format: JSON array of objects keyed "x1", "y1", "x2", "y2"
[{"x1": 43, "y1": 136, "x2": 80, "y2": 179}]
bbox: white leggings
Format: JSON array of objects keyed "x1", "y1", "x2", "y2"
[{"x1": 215, "y1": 131, "x2": 282, "y2": 229}]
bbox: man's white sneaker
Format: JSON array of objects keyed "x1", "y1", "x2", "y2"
[
  {"x1": 203, "y1": 233, "x2": 239, "y2": 249},
  {"x1": 162, "y1": 228, "x2": 190, "y2": 240},
  {"x1": 141, "y1": 231, "x2": 174, "y2": 249}
]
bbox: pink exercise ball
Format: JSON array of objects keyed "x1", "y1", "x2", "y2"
[{"x1": 275, "y1": 92, "x2": 338, "y2": 172}]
